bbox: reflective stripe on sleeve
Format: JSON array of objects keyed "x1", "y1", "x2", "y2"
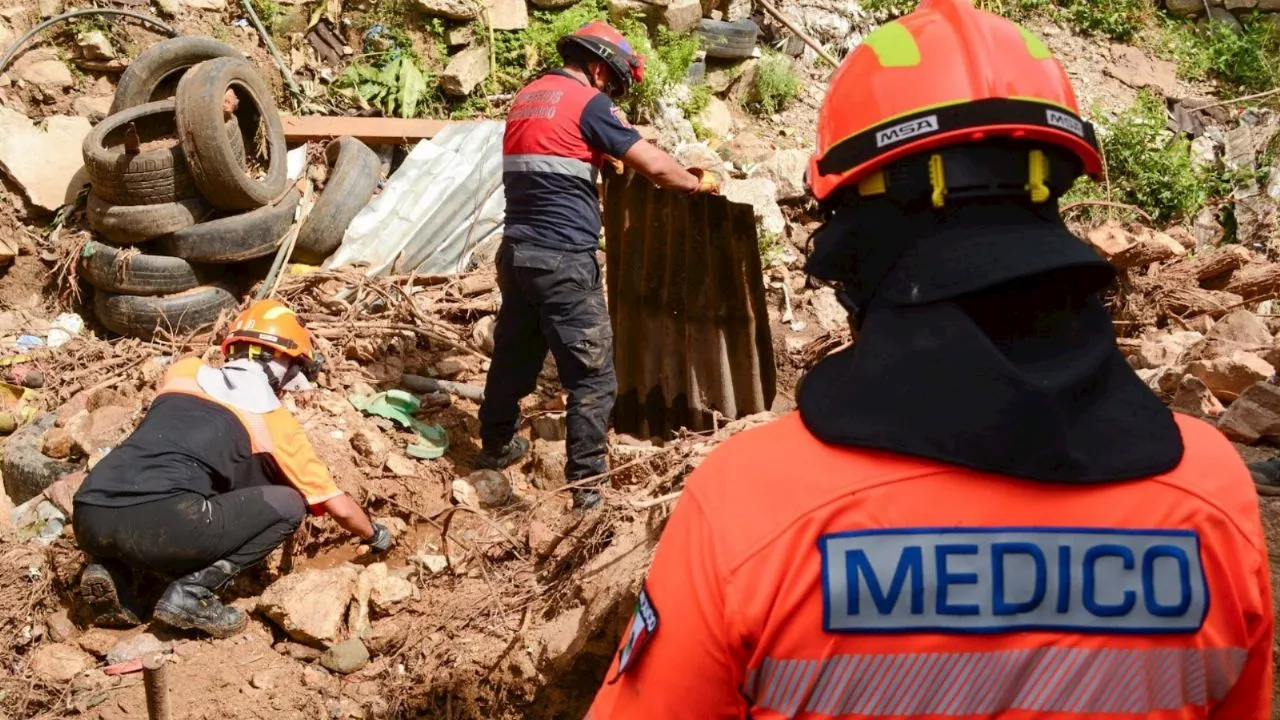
[{"x1": 504, "y1": 153, "x2": 598, "y2": 182}]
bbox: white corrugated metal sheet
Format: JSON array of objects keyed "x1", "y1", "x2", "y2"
[{"x1": 326, "y1": 120, "x2": 506, "y2": 276}]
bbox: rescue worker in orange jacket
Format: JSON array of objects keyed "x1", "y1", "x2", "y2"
[
  {"x1": 478, "y1": 21, "x2": 721, "y2": 511},
  {"x1": 73, "y1": 301, "x2": 393, "y2": 638},
  {"x1": 587, "y1": 1, "x2": 1274, "y2": 718}
]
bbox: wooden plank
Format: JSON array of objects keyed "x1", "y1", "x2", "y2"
[{"x1": 282, "y1": 115, "x2": 660, "y2": 144}]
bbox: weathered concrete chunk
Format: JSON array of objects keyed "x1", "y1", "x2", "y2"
[
  {"x1": 29, "y1": 643, "x2": 94, "y2": 683},
  {"x1": 441, "y1": 46, "x2": 490, "y2": 96},
  {"x1": 1217, "y1": 381, "x2": 1280, "y2": 443},
  {"x1": 320, "y1": 638, "x2": 369, "y2": 674},
  {"x1": 488, "y1": 0, "x2": 528, "y2": 30},
  {"x1": 723, "y1": 177, "x2": 785, "y2": 236},
  {"x1": 0, "y1": 109, "x2": 91, "y2": 212},
  {"x1": 414, "y1": 0, "x2": 478, "y2": 20},
  {"x1": 1188, "y1": 351, "x2": 1274, "y2": 401},
  {"x1": 258, "y1": 566, "x2": 359, "y2": 646}
]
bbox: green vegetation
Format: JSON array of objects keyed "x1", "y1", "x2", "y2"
[
  {"x1": 334, "y1": 52, "x2": 433, "y2": 118},
  {"x1": 1157, "y1": 15, "x2": 1280, "y2": 94},
  {"x1": 860, "y1": 0, "x2": 1149, "y2": 42},
  {"x1": 249, "y1": 0, "x2": 284, "y2": 35},
  {"x1": 758, "y1": 231, "x2": 788, "y2": 267},
  {"x1": 1065, "y1": 91, "x2": 1208, "y2": 224},
  {"x1": 749, "y1": 52, "x2": 800, "y2": 116}
]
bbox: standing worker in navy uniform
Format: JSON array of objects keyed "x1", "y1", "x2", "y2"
[{"x1": 478, "y1": 21, "x2": 721, "y2": 510}]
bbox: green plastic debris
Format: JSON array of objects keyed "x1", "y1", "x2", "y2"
[{"x1": 349, "y1": 390, "x2": 449, "y2": 460}]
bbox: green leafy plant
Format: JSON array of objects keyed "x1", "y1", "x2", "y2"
[
  {"x1": 758, "y1": 231, "x2": 788, "y2": 267},
  {"x1": 749, "y1": 52, "x2": 799, "y2": 116},
  {"x1": 1070, "y1": 91, "x2": 1208, "y2": 224},
  {"x1": 1055, "y1": 0, "x2": 1151, "y2": 42},
  {"x1": 250, "y1": 0, "x2": 284, "y2": 35},
  {"x1": 334, "y1": 52, "x2": 433, "y2": 118},
  {"x1": 1168, "y1": 15, "x2": 1280, "y2": 94}
]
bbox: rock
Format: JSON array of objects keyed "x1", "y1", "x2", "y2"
[
  {"x1": 1233, "y1": 188, "x2": 1277, "y2": 249},
  {"x1": 75, "y1": 31, "x2": 114, "y2": 61},
  {"x1": 1206, "y1": 308, "x2": 1272, "y2": 346},
  {"x1": 446, "y1": 24, "x2": 474, "y2": 46},
  {"x1": 663, "y1": 0, "x2": 701, "y2": 32},
  {"x1": 1170, "y1": 375, "x2": 1226, "y2": 418},
  {"x1": 350, "y1": 427, "x2": 390, "y2": 466},
  {"x1": 675, "y1": 142, "x2": 725, "y2": 172},
  {"x1": 320, "y1": 638, "x2": 369, "y2": 674},
  {"x1": 411, "y1": 554, "x2": 449, "y2": 574},
  {"x1": 67, "y1": 405, "x2": 133, "y2": 458},
  {"x1": 37, "y1": 0, "x2": 61, "y2": 16},
  {"x1": 182, "y1": 0, "x2": 227, "y2": 9},
  {"x1": 374, "y1": 516, "x2": 408, "y2": 539},
  {"x1": 274, "y1": 641, "x2": 323, "y2": 661},
  {"x1": 385, "y1": 453, "x2": 418, "y2": 477},
  {"x1": 1217, "y1": 381, "x2": 1280, "y2": 443},
  {"x1": 433, "y1": 356, "x2": 470, "y2": 378},
  {"x1": 76, "y1": 628, "x2": 119, "y2": 658},
  {"x1": 1130, "y1": 331, "x2": 1203, "y2": 369},
  {"x1": 1190, "y1": 135, "x2": 1219, "y2": 170},
  {"x1": 46, "y1": 610, "x2": 77, "y2": 643},
  {"x1": 258, "y1": 566, "x2": 359, "y2": 645},
  {"x1": 467, "y1": 469, "x2": 512, "y2": 507},
  {"x1": 755, "y1": 148, "x2": 809, "y2": 201},
  {"x1": 1187, "y1": 351, "x2": 1274, "y2": 401},
  {"x1": 1105, "y1": 44, "x2": 1179, "y2": 97},
  {"x1": 441, "y1": 46, "x2": 490, "y2": 96},
  {"x1": 530, "y1": 0, "x2": 577, "y2": 7},
  {"x1": 720, "y1": 132, "x2": 773, "y2": 167},
  {"x1": 533, "y1": 606, "x2": 586, "y2": 669},
  {"x1": 1201, "y1": 6, "x2": 1243, "y2": 32},
  {"x1": 413, "y1": 0, "x2": 478, "y2": 20},
  {"x1": 1259, "y1": 0, "x2": 1280, "y2": 9},
  {"x1": 472, "y1": 315, "x2": 496, "y2": 354},
  {"x1": 451, "y1": 479, "x2": 479, "y2": 507},
  {"x1": 71, "y1": 95, "x2": 113, "y2": 123},
  {"x1": 1225, "y1": 0, "x2": 1256, "y2": 8},
  {"x1": 1192, "y1": 207, "x2": 1226, "y2": 249},
  {"x1": 348, "y1": 562, "x2": 382, "y2": 636},
  {"x1": 810, "y1": 287, "x2": 849, "y2": 332},
  {"x1": 18, "y1": 58, "x2": 72, "y2": 91},
  {"x1": 41, "y1": 426, "x2": 72, "y2": 459},
  {"x1": 370, "y1": 573, "x2": 415, "y2": 613},
  {"x1": 29, "y1": 643, "x2": 93, "y2": 683},
  {"x1": 156, "y1": 0, "x2": 181, "y2": 14},
  {"x1": 530, "y1": 412, "x2": 567, "y2": 441},
  {"x1": 301, "y1": 666, "x2": 329, "y2": 688},
  {"x1": 722, "y1": 177, "x2": 786, "y2": 236},
  {"x1": 0, "y1": 109, "x2": 91, "y2": 212},
  {"x1": 106, "y1": 633, "x2": 165, "y2": 665},
  {"x1": 250, "y1": 670, "x2": 276, "y2": 690},
  {"x1": 696, "y1": 97, "x2": 733, "y2": 141},
  {"x1": 488, "y1": 0, "x2": 528, "y2": 29},
  {"x1": 1166, "y1": 0, "x2": 1206, "y2": 13}
]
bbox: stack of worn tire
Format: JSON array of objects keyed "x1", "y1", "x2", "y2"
[{"x1": 80, "y1": 37, "x2": 380, "y2": 340}]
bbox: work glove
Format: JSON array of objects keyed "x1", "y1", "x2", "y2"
[
  {"x1": 364, "y1": 522, "x2": 393, "y2": 553},
  {"x1": 687, "y1": 167, "x2": 722, "y2": 195}
]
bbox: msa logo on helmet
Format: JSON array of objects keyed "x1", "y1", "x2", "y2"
[
  {"x1": 875, "y1": 115, "x2": 939, "y2": 148},
  {"x1": 819, "y1": 528, "x2": 1207, "y2": 634},
  {"x1": 1045, "y1": 109, "x2": 1085, "y2": 137}
]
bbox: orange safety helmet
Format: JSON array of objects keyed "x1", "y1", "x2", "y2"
[
  {"x1": 558, "y1": 21, "x2": 645, "y2": 97},
  {"x1": 807, "y1": 0, "x2": 1102, "y2": 203},
  {"x1": 221, "y1": 300, "x2": 316, "y2": 363}
]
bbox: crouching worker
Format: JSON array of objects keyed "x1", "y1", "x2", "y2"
[{"x1": 72, "y1": 300, "x2": 394, "y2": 638}]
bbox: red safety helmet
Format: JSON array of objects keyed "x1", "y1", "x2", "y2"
[
  {"x1": 807, "y1": 0, "x2": 1102, "y2": 203},
  {"x1": 557, "y1": 21, "x2": 645, "y2": 98}
]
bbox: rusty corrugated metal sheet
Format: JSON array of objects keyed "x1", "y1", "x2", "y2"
[{"x1": 603, "y1": 169, "x2": 776, "y2": 438}]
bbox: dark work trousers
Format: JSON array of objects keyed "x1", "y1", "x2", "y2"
[
  {"x1": 479, "y1": 240, "x2": 617, "y2": 482},
  {"x1": 73, "y1": 485, "x2": 306, "y2": 577}
]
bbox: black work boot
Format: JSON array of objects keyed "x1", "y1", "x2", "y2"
[
  {"x1": 79, "y1": 561, "x2": 142, "y2": 628},
  {"x1": 1248, "y1": 458, "x2": 1280, "y2": 496},
  {"x1": 153, "y1": 560, "x2": 248, "y2": 639},
  {"x1": 571, "y1": 488, "x2": 603, "y2": 513},
  {"x1": 477, "y1": 436, "x2": 530, "y2": 470}
]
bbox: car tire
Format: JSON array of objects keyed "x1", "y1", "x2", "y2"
[
  {"x1": 79, "y1": 239, "x2": 221, "y2": 295},
  {"x1": 155, "y1": 187, "x2": 300, "y2": 263},
  {"x1": 293, "y1": 137, "x2": 380, "y2": 265},
  {"x1": 87, "y1": 192, "x2": 211, "y2": 245},
  {"x1": 175, "y1": 57, "x2": 287, "y2": 211},
  {"x1": 2, "y1": 415, "x2": 81, "y2": 506},
  {"x1": 110, "y1": 37, "x2": 243, "y2": 114},
  {"x1": 93, "y1": 283, "x2": 239, "y2": 340},
  {"x1": 698, "y1": 19, "x2": 759, "y2": 59}
]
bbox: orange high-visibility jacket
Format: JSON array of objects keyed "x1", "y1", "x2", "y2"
[{"x1": 588, "y1": 412, "x2": 1273, "y2": 720}]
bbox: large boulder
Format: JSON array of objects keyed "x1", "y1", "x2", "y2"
[
  {"x1": 441, "y1": 46, "x2": 490, "y2": 97},
  {"x1": 1187, "y1": 351, "x2": 1275, "y2": 401},
  {"x1": 258, "y1": 566, "x2": 359, "y2": 646},
  {"x1": 1217, "y1": 381, "x2": 1280, "y2": 443}
]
